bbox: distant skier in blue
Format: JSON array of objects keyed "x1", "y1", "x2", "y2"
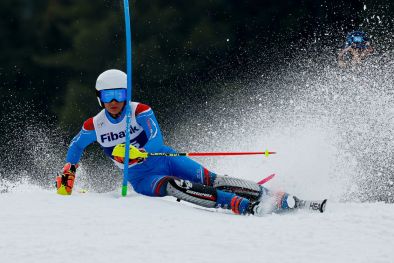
[
  {"x1": 57, "y1": 69, "x2": 326, "y2": 216},
  {"x1": 338, "y1": 30, "x2": 373, "y2": 68}
]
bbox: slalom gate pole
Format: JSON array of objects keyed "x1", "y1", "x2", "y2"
[{"x1": 122, "y1": 0, "x2": 132, "y2": 197}]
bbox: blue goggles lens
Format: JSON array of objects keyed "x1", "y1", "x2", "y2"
[
  {"x1": 99, "y1": 89, "x2": 127, "y2": 103},
  {"x1": 352, "y1": 36, "x2": 364, "y2": 43}
]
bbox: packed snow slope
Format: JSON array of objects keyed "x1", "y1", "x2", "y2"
[{"x1": 1, "y1": 186, "x2": 394, "y2": 263}]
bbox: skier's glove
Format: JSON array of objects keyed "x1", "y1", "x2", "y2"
[
  {"x1": 56, "y1": 163, "x2": 78, "y2": 195},
  {"x1": 114, "y1": 148, "x2": 147, "y2": 165},
  {"x1": 134, "y1": 148, "x2": 147, "y2": 164}
]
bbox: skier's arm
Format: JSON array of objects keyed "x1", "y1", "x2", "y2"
[
  {"x1": 338, "y1": 46, "x2": 351, "y2": 62},
  {"x1": 58, "y1": 118, "x2": 97, "y2": 195},
  {"x1": 362, "y1": 41, "x2": 374, "y2": 58},
  {"x1": 66, "y1": 118, "x2": 97, "y2": 164},
  {"x1": 338, "y1": 46, "x2": 351, "y2": 68},
  {"x1": 135, "y1": 104, "x2": 164, "y2": 152}
]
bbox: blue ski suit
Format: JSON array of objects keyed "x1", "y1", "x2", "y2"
[{"x1": 66, "y1": 102, "x2": 250, "y2": 213}]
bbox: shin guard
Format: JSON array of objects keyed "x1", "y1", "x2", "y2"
[
  {"x1": 213, "y1": 175, "x2": 262, "y2": 201},
  {"x1": 166, "y1": 178, "x2": 217, "y2": 208}
]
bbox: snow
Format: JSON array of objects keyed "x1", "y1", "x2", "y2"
[
  {"x1": 1, "y1": 186, "x2": 393, "y2": 263},
  {"x1": 1, "y1": 33, "x2": 393, "y2": 263}
]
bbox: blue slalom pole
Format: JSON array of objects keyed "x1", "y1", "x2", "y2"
[{"x1": 122, "y1": 0, "x2": 132, "y2": 196}]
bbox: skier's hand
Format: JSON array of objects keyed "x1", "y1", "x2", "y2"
[
  {"x1": 135, "y1": 148, "x2": 147, "y2": 164},
  {"x1": 114, "y1": 148, "x2": 147, "y2": 165},
  {"x1": 338, "y1": 60, "x2": 346, "y2": 68},
  {"x1": 56, "y1": 163, "x2": 78, "y2": 195}
]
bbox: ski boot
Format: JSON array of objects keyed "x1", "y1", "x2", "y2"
[{"x1": 248, "y1": 194, "x2": 327, "y2": 216}]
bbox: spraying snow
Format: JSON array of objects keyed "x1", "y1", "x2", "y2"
[{"x1": 171, "y1": 51, "x2": 394, "y2": 203}]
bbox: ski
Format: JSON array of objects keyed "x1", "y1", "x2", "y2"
[
  {"x1": 296, "y1": 198, "x2": 327, "y2": 213},
  {"x1": 256, "y1": 175, "x2": 327, "y2": 213},
  {"x1": 257, "y1": 173, "x2": 276, "y2": 185}
]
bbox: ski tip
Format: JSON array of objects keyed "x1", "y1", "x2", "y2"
[
  {"x1": 319, "y1": 199, "x2": 328, "y2": 213},
  {"x1": 257, "y1": 173, "x2": 276, "y2": 185}
]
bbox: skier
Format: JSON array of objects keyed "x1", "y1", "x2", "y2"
[
  {"x1": 56, "y1": 69, "x2": 326, "y2": 216},
  {"x1": 338, "y1": 30, "x2": 373, "y2": 68}
]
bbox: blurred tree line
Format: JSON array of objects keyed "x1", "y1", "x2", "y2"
[{"x1": 1, "y1": 0, "x2": 393, "y2": 136}]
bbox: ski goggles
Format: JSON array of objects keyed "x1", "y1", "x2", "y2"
[{"x1": 99, "y1": 89, "x2": 127, "y2": 103}]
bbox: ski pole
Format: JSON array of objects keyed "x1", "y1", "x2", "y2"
[{"x1": 112, "y1": 144, "x2": 276, "y2": 159}]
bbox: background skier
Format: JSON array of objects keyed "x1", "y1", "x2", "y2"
[{"x1": 338, "y1": 31, "x2": 374, "y2": 68}]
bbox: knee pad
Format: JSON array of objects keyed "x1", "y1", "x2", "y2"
[{"x1": 166, "y1": 178, "x2": 217, "y2": 208}]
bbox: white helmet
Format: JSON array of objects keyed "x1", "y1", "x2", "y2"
[{"x1": 95, "y1": 69, "x2": 127, "y2": 106}]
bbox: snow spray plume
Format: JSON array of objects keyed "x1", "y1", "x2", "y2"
[
  {"x1": 0, "y1": 101, "x2": 121, "y2": 193},
  {"x1": 169, "y1": 32, "x2": 394, "y2": 203}
]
